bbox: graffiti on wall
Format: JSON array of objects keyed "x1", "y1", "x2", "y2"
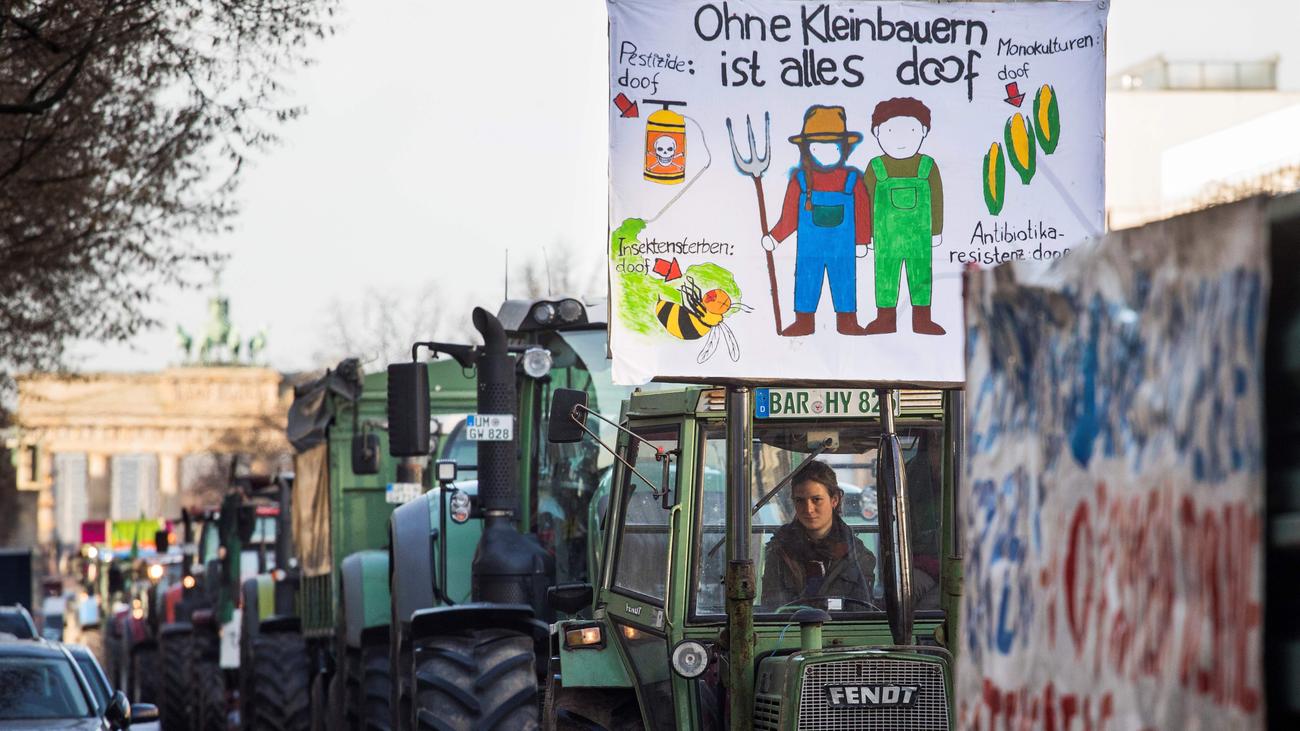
[{"x1": 959, "y1": 199, "x2": 1269, "y2": 730}]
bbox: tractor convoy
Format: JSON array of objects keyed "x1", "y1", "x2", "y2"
[{"x1": 129, "y1": 294, "x2": 959, "y2": 730}]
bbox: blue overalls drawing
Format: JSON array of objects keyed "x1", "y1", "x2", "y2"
[{"x1": 793, "y1": 168, "x2": 858, "y2": 314}]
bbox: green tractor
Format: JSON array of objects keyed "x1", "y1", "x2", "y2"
[
  {"x1": 258, "y1": 355, "x2": 477, "y2": 730},
  {"x1": 386, "y1": 298, "x2": 635, "y2": 730},
  {"x1": 542, "y1": 384, "x2": 961, "y2": 729},
  {"x1": 156, "y1": 477, "x2": 287, "y2": 731}
]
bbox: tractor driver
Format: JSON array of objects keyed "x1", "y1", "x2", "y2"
[{"x1": 760, "y1": 460, "x2": 877, "y2": 610}]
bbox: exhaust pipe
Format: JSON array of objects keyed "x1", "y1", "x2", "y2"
[
  {"x1": 468, "y1": 308, "x2": 555, "y2": 614},
  {"x1": 472, "y1": 307, "x2": 517, "y2": 525}
]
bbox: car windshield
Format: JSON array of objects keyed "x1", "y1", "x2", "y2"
[
  {"x1": 694, "y1": 420, "x2": 944, "y2": 619},
  {"x1": 73, "y1": 655, "x2": 110, "y2": 711},
  {"x1": 0, "y1": 656, "x2": 93, "y2": 719},
  {"x1": 0, "y1": 611, "x2": 35, "y2": 638}
]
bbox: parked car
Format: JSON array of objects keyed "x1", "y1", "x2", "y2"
[
  {"x1": 0, "y1": 636, "x2": 157, "y2": 729},
  {"x1": 66, "y1": 644, "x2": 161, "y2": 731},
  {"x1": 0, "y1": 605, "x2": 37, "y2": 639}
]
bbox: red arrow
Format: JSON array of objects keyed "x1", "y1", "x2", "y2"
[
  {"x1": 1004, "y1": 82, "x2": 1025, "y2": 107},
  {"x1": 652, "y1": 257, "x2": 682, "y2": 282},
  {"x1": 613, "y1": 93, "x2": 639, "y2": 118}
]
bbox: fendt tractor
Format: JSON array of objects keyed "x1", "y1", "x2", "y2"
[
  {"x1": 385, "y1": 297, "x2": 635, "y2": 730},
  {"x1": 155, "y1": 475, "x2": 289, "y2": 731},
  {"x1": 259, "y1": 355, "x2": 476, "y2": 731},
  {"x1": 542, "y1": 384, "x2": 960, "y2": 730}
]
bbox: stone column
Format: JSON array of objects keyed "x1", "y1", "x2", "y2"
[
  {"x1": 158, "y1": 454, "x2": 181, "y2": 519},
  {"x1": 87, "y1": 452, "x2": 111, "y2": 521}
]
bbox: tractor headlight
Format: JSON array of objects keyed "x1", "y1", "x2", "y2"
[
  {"x1": 563, "y1": 623, "x2": 604, "y2": 649},
  {"x1": 671, "y1": 640, "x2": 710, "y2": 679},
  {"x1": 449, "y1": 491, "x2": 472, "y2": 524},
  {"x1": 557, "y1": 298, "x2": 584, "y2": 323},
  {"x1": 521, "y1": 347, "x2": 552, "y2": 379},
  {"x1": 531, "y1": 302, "x2": 556, "y2": 326}
]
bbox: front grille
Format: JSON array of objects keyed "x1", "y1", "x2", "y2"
[
  {"x1": 899, "y1": 389, "x2": 944, "y2": 413},
  {"x1": 753, "y1": 692, "x2": 782, "y2": 731},
  {"x1": 798, "y1": 657, "x2": 949, "y2": 730}
]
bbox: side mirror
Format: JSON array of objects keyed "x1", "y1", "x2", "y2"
[
  {"x1": 351, "y1": 433, "x2": 380, "y2": 475},
  {"x1": 105, "y1": 691, "x2": 130, "y2": 725},
  {"x1": 548, "y1": 389, "x2": 589, "y2": 444},
  {"x1": 154, "y1": 529, "x2": 170, "y2": 553},
  {"x1": 388, "y1": 362, "x2": 430, "y2": 457},
  {"x1": 547, "y1": 582, "x2": 593, "y2": 615},
  {"x1": 130, "y1": 703, "x2": 160, "y2": 724}
]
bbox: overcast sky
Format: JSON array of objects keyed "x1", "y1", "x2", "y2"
[{"x1": 70, "y1": 0, "x2": 1300, "y2": 374}]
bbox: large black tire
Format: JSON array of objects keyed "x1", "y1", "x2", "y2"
[
  {"x1": 132, "y1": 643, "x2": 160, "y2": 704},
  {"x1": 389, "y1": 631, "x2": 410, "y2": 731},
  {"x1": 192, "y1": 645, "x2": 227, "y2": 731},
  {"x1": 411, "y1": 629, "x2": 538, "y2": 731},
  {"x1": 247, "y1": 631, "x2": 310, "y2": 731},
  {"x1": 344, "y1": 648, "x2": 362, "y2": 730},
  {"x1": 159, "y1": 630, "x2": 193, "y2": 731},
  {"x1": 309, "y1": 671, "x2": 328, "y2": 731},
  {"x1": 360, "y1": 644, "x2": 392, "y2": 731}
]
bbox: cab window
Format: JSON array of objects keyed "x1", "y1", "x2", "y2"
[
  {"x1": 611, "y1": 425, "x2": 679, "y2": 604},
  {"x1": 693, "y1": 420, "x2": 943, "y2": 618}
]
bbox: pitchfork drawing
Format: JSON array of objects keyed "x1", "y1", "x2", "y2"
[{"x1": 726, "y1": 112, "x2": 782, "y2": 334}]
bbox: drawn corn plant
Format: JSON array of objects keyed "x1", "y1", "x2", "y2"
[
  {"x1": 1004, "y1": 112, "x2": 1037, "y2": 185},
  {"x1": 983, "y1": 141, "x2": 1006, "y2": 215},
  {"x1": 1034, "y1": 84, "x2": 1061, "y2": 154}
]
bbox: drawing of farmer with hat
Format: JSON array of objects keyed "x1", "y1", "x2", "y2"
[
  {"x1": 762, "y1": 105, "x2": 872, "y2": 336},
  {"x1": 861, "y1": 97, "x2": 946, "y2": 335}
]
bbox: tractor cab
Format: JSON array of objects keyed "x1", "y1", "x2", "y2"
[{"x1": 548, "y1": 385, "x2": 960, "y2": 730}]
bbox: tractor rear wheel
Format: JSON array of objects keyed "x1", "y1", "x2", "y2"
[
  {"x1": 360, "y1": 643, "x2": 392, "y2": 731},
  {"x1": 159, "y1": 630, "x2": 193, "y2": 731},
  {"x1": 191, "y1": 642, "x2": 226, "y2": 731},
  {"x1": 132, "y1": 643, "x2": 160, "y2": 704},
  {"x1": 248, "y1": 630, "x2": 310, "y2": 731},
  {"x1": 411, "y1": 629, "x2": 537, "y2": 731}
]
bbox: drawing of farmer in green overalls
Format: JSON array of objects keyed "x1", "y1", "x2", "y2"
[
  {"x1": 762, "y1": 105, "x2": 872, "y2": 336},
  {"x1": 861, "y1": 97, "x2": 946, "y2": 335}
]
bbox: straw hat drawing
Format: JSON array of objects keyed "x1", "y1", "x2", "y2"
[{"x1": 788, "y1": 105, "x2": 863, "y2": 145}]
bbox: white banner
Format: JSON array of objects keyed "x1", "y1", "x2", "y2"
[
  {"x1": 959, "y1": 199, "x2": 1269, "y2": 730},
  {"x1": 607, "y1": 0, "x2": 1108, "y2": 385}
]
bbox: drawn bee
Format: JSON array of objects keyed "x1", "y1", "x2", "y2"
[{"x1": 655, "y1": 277, "x2": 753, "y2": 363}]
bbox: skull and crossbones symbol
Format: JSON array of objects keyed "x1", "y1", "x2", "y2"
[{"x1": 650, "y1": 135, "x2": 684, "y2": 172}]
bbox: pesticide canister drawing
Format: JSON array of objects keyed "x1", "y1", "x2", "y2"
[{"x1": 644, "y1": 100, "x2": 687, "y2": 184}]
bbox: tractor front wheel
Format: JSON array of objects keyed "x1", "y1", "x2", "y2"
[
  {"x1": 248, "y1": 630, "x2": 310, "y2": 731},
  {"x1": 361, "y1": 643, "x2": 393, "y2": 731},
  {"x1": 411, "y1": 629, "x2": 537, "y2": 731}
]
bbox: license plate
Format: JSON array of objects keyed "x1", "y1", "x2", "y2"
[
  {"x1": 386, "y1": 482, "x2": 423, "y2": 505},
  {"x1": 466, "y1": 414, "x2": 513, "y2": 441},
  {"x1": 754, "y1": 389, "x2": 900, "y2": 419}
]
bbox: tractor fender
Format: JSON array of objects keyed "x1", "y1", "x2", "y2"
[
  {"x1": 158, "y1": 621, "x2": 192, "y2": 638},
  {"x1": 163, "y1": 584, "x2": 184, "y2": 624},
  {"x1": 388, "y1": 495, "x2": 435, "y2": 648},
  {"x1": 409, "y1": 603, "x2": 549, "y2": 660},
  {"x1": 340, "y1": 550, "x2": 391, "y2": 649}
]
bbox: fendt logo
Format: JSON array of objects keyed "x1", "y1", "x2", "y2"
[{"x1": 824, "y1": 684, "x2": 920, "y2": 708}]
